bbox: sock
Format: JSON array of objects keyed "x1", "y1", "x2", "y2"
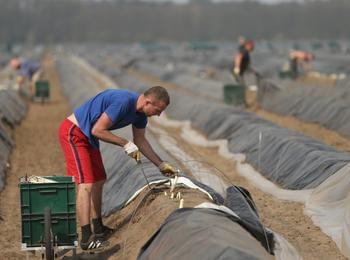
[
  {"x1": 81, "y1": 224, "x2": 92, "y2": 243},
  {"x1": 92, "y1": 217, "x2": 104, "y2": 234}
]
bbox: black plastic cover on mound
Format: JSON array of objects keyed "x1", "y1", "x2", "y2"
[
  {"x1": 138, "y1": 208, "x2": 274, "y2": 260},
  {"x1": 224, "y1": 186, "x2": 274, "y2": 253},
  {"x1": 103, "y1": 72, "x2": 350, "y2": 190},
  {"x1": 0, "y1": 89, "x2": 26, "y2": 127},
  {"x1": 164, "y1": 89, "x2": 350, "y2": 190},
  {"x1": 258, "y1": 78, "x2": 350, "y2": 140},
  {"x1": 0, "y1": 89, "x2": 26, "y2": 191}
]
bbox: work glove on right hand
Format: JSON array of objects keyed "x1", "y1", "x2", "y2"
[
  {"x1": 233, "y1": 67, "x2": 241, "y2": 83},
  {"x1": 158, "y1": 162, "x2": 178, "y2": 178},
  {"x1": 123, "y1": 141, "x2": 141, "y2": 162}
]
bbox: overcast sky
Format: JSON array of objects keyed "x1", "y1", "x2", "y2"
[{"x1": 140, "y1": 0, "x2": 303, "y2": 3}]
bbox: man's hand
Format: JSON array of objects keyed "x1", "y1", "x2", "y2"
[
  {"x1": 124, "y1": 141, "x2": 141, "y2": 162},
  {"x1": 159, "y1": 162, "x2": 178, "y2": 177}
]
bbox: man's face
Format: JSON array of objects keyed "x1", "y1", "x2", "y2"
[{"x1": 143, "y1": 96, "x2": 167, "y2": 117}]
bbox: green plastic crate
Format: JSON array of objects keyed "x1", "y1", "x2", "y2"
[
  {"x1": 278, "y1": 70, "x2": 295, "y2": 79},
  {"x1": 20, "y1": 176, "x2": 76, "y2": 248},
  {"x1": 223, "y1": 84, "x2": 245, "y2": 106},
  {"x1": 34, "y1": 80, "x2": 50, "y2": 99}
]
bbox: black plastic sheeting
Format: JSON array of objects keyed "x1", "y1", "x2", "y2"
[
  {"x1": 106, "y1": 73, "x2": 350, "y2": 190},
  {"x1": 0, "y1": 89, "x2": 27, "y2": 191},
  {"x1": 258, "y1": 78, "x2": 350, "y2": 140},
  {"x1": 101, "y1": 48, "x2": 350, "y2": 141},
  {"x1": 0, "y1": 89, "x2": 26, "y2": 127},
  {"x1": 164, "y1": 90, "x2": 350, "y2": 190},
  {"x1": 139, "y1": 207, "x2": 274, "y2": 260}
]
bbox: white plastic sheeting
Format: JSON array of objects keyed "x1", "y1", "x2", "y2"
[{"x1": 305, "y1": 162, "x2": 350, "y2": 258}]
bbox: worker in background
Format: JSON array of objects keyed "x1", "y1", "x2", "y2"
[
  {"x1": 288, "y1": 50, "x2": 315, "y2": 79},
  {"x1": 10, "y1": 57, "x2": 42, "y2": 97},
  {"x1": 58, "y1": 86, "x2": 178, "y2": 251},
  {"x1": 237, "y1": 35, "x2": 246, "y2": 52},
  {"x1": 232, "y1": 40, "x2": 259, "y2": 85}
]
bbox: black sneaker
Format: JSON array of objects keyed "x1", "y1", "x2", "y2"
[
  {"x1": 80, "y1": 235, "x2": 109, "y2": 251},
  {"x1": 95, "y1": 226, "x2": 114, "y2": 240}
]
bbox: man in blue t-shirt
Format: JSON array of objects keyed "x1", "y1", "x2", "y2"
[{"x1": 59, "y1": 86, "x2": 177, "y2": 251}]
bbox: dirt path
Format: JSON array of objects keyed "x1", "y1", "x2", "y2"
[{"x1": 0, "y1": 53, "x2": 70, "y2": 259}]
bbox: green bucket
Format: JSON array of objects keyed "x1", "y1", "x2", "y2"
[{"x1": 223, "y1": 84, "x2": 245, "y2": 106}]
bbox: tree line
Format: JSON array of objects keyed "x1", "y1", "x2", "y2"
[{"x1": 0, "y1": 0, "x2": 348, "y2": 44}]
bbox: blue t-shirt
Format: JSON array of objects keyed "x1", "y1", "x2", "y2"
[
  {"x1": 19, "y1": 60, "x2": 41, "y2": 79},
  {"x1": 74, "y1": 89, "x2": 148, "y2": 148}
]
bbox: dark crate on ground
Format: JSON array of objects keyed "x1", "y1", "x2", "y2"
[
  {"x1": 223, "y1": 84, "x2": 245, "y2": 106},
  {"x1": 34, "y1": 80, "x2": 50, "y2": 101},
  {"x1": 19, "y1": 176, "x2": 76, "y2": 249},
  {"x1": 278, "y1": 70, "x2": 295, "y2": 79}
]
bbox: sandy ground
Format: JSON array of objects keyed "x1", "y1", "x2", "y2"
[{"x1": 0, "y1": 55, "x2": 347, "y2": 260}]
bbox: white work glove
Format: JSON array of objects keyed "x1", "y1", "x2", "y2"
[
  {"x1": 233, "y1": 67, "x2": 240, "y2": 76},
  {"x1": 158, "y1": 162, "x2": 178, "y2": 178},
  {"x1": 123, "y1": 141, "x2": 141, "y2": 162}
]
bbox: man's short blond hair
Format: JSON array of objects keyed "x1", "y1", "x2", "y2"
[{"x1": 144, "y1": 86, "x2": 170, "y2": 105}]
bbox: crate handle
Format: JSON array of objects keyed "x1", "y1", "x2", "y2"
[
  {"x1": 39, "y1": 189, "x2": 57, "y2": 194},
  {"x1": 40, "y1": 219, "x2": 59, "y2": 224}
]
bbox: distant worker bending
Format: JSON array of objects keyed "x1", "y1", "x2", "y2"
[
  {"x1": 288, "y1": 50, "x2": 315, "y2": 79},
  {"x1": 10, "y1": 57, "x2": 42, "y2": 96}
]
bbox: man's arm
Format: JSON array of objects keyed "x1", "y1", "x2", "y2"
[
  {"x1": 91, "y1": 112, "x2": 128, "y2": 147},
  {"x1": 132, "y1": 126, "x2": 162, "y2": 166},
  {"x1": 234, "y1": 52, "x2": 243, "y2": 73}
]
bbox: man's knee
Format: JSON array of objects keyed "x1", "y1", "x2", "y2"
[{"x1": 78, "y1": 183, "x2": 94, "y2": 195}]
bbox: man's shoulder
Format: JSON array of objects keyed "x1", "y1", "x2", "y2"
[
  {"x1": 103, "y1": 89, "x2": 138, "y2": 106},
  {"x1": 103, "y1": 88, "x2": 136, "y2": 96}
]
